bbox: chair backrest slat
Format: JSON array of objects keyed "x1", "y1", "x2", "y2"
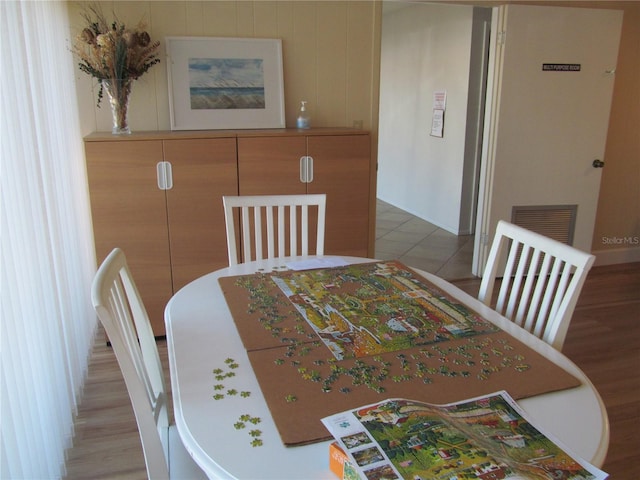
[
  {"x1": 278, "y1": 205, "x2": 287, "y2": 257},
  {"x1": 300, "y1": 204, "x2": 308, "y2": 256},
  {"x1": 478, "y1": 220, "x2": 595, "y2": 351},
  {"x1": 223, "y1": 194, "x2": 327, "y2": 266}
]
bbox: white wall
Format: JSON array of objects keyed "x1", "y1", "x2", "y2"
[{"x1": 377, "y1": 3, "x2": 476, "y2": 234}]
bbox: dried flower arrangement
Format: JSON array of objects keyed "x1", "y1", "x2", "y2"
[{"x1": 73, "y1": 4, "x2": 160, "y2": 132}]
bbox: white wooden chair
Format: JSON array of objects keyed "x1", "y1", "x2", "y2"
[
  {"x1": 91, "y1": 248, "x2": 207, "y2": 480},
  {"x1": 478, "y1": 220, "x2": 595, "y2": 351},
  {"x1": 223, "y1": 194, "x2": 326, "y2": 266}
]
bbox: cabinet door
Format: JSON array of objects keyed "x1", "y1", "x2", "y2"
[
  {"x1": 85, "y1": 140, "x2": 172, "y2": 335},
  {"x1": 237, "y1": 136, "x2": 306, "y2": 194},
  {"x1": 308, "y1": 134, "x2": 371, "y2": 257},
  {"x1": 164, "y1": 138, "x2": 238, "y2": 291}
]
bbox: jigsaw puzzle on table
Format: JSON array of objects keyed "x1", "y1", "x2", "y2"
[
  {"x1": 218, "y1": 260, "x2": 581, "y2": 446},
  {"x1": 269, "y1": 261, "x2": 500, "y2": 360}
]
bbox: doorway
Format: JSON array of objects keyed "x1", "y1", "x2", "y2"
[
  {"x1": 377, "y1": 2, "x2": 490, "y2": 276},
  {"x1": 377, "y1": 2, "x2": 621, "y2": 277}
]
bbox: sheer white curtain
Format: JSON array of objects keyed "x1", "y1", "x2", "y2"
[{"x1": 1, "y1": 1, "x2": 97, "y2": 478}]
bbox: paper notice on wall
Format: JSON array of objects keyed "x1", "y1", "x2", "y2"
[
  {"x1": 431, "y1": 109, "x2": 444, "y2": 137},
  {"x1": 433, "y1": 90, "x2": 446, "y2": 110}
]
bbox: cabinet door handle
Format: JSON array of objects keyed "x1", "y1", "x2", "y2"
[
  {"x1": 156, "y1": 161, "x2": 173, "y2": 190},
  {"x1": 307, "y1": 156, "x2": 314, "y2": 183},
  {"x1": 157, "y1": 162, "x2": 166, "y2": 190},
  {"x1": 300, "y1": 156, "x2": 313, "y2": 183},
  {"x1": 164, "y1": 161, "x2": 173, "y2": 190},
  {"x1": 300, "y1": 156, "x2": 307, "y2": 183}
]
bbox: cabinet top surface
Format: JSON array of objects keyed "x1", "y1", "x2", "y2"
[{"x1": 84, "y1": 128, "x2": 369, "y2": 142}]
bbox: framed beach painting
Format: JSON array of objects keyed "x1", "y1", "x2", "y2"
[{"x1": 166, "y1": 37, "x2": 285, "y2": 130}]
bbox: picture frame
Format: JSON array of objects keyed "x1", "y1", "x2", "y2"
[{"x1": 166, "y1": 37, "x2": 285, "y2": 130}]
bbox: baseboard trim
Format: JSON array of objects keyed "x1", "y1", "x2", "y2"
[{"x1": 593, "y1": 245, "x2": 640, "y2": 266}]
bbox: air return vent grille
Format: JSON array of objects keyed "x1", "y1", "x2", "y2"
[{"x1": 511, "y1": 205, "x2": 577, "y2": 246}]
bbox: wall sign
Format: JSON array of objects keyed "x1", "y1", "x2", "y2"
[
  {"x1": 542, "y1": 64, "x2": 581, "y2": 72},
  {"x1": 430, "y1": 109, "x2": 444, "y2": 138},
  {"x1": 431, "y1": 90, "x2": 446, "y2": 138}
]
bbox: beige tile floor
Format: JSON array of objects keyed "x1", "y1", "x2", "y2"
[{"x1": 375, "y1": 199, "x2": 475, "y2": 280}]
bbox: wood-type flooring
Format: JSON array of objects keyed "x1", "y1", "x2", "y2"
[{"x1": 63, "y1": 262, "x2": 639, "y2": 479}]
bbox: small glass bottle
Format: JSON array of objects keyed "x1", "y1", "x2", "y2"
[{"x1": 296, "y1": 101, "x2": 310, "y2": 129}]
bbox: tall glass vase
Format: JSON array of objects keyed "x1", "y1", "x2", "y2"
[{"x1": 102, "y1": 79, "x2": 133, "y2": 135}]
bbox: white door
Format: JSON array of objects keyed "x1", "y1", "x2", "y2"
[{"x1": 474, "y1": 4, "x2": 622, "y2": 275}]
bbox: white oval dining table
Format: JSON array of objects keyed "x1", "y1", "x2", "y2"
[{"x1": 164, "y1": 256, "x2": 609, "y2": 479}]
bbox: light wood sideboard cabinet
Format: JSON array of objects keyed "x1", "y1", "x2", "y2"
[
  {"x1": 237, "y1": 131, "x2": 373, "y2": 258},
  {"x1": 85, "y1": 129, "x2": 375, "y2": 335},
  {"x1": 84, "y1": 133, "x2": 238, "y2": 335}
]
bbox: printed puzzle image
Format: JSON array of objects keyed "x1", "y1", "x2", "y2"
[
  {"x1": 323, "y1": 393, "x2": 605, "y2": 480},
  {"x1": 270, "y1": 261, "x2": 499, "y2": 360}
]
